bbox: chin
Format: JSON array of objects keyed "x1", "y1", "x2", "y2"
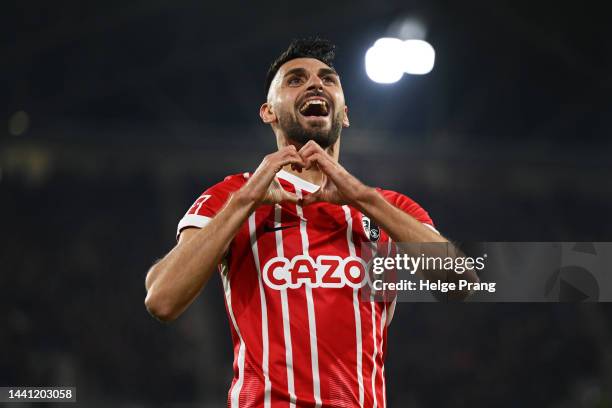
[
  {"x1": 308, "y1": 131, "x2": 338, "y2": 148},
  {"x1": 281, "y1": 113, "x2": 340, "y2": 148}
]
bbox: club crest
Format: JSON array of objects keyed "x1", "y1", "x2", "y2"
[{"x1": 361, "y1": 215, "x2": 380, "y2": 242}]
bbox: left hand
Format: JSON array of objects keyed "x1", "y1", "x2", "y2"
[{"x1": 299, "y1": 140, "x2": 373, "y2": 207}]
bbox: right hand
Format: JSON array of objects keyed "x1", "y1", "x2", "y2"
[{"x1": 237, "y1": 145, "x2": 305, "y2": 206}]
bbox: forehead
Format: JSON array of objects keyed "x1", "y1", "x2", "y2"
[{"x1": 276, "y1": 57, "x2": 335, "y2": 77}]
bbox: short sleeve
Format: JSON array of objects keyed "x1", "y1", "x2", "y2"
[
  {"x1": 176, "y1": 173, "x2": 248, "y2": 239},
  {"x1": 378, "y1": 189, "x2": 439, "y2": 234}
]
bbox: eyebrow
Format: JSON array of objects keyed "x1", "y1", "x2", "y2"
[
  {"x1": 318, "y1": 67, "x2": 338, "y2": 77},
  {"x1": 283, "y1": 67, "x2": 339, "y2": 79}
]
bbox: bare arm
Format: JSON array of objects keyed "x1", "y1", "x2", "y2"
[
  {"x1": 144, "y1": 195, "x2": 256, "y2": 322},
  {"x1": 355, "y1": 189, "x2": 446, "y2": 244},
  {"x1": 355, "y1": 189, "x2": 479, "y2": 297},
  {"x1": 144, "y1": 146, "x2": 305, "y2": 322}
]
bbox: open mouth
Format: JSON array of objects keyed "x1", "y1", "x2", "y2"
[{"x1": 299, "y1": 99, "x2": 330, "y2": 117}]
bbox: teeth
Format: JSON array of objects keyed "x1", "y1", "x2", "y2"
[{"x1": 300, "y1": 99, "x2": 329, "y2": 114}]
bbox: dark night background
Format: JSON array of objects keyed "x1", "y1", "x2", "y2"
[{"x1": 2, "y1": 0, "x2": 611, "y2": 407}]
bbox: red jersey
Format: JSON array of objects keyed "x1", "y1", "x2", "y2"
[{"x1": 177, "y1": 170, "x2": 436, "y2": 408}]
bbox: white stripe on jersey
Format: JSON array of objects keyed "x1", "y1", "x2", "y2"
[
  {"x1": 370, "y1": 292, "x2": 379, "y2": 408},
  {"x1": 221, "y1": 265, "x2": 246, "y2": 408},
  {"x1": 379, "y1": 239, "x2": 392, "y2": 408},
  {"x1": 385, "y1": 238, "x2": 398, "y2": 328},
  {"x1": 274, "y1": 203, "x2": 298, "y2": 408},
  {"x1": 342, "y1": 205, "x2": 365, "y2": 408},
  {"x1": 248, "y1": 213, "x2": 272, "y2": 408},
  {"x1": 367, "y1": 242, "x2": 380, "y2": 408},
  {"x1": 380, "y1": 304, "x2": 387, "y2": 408},
  {"x1": 296, "y1": 189, "x2": 323, "y2": 408}
]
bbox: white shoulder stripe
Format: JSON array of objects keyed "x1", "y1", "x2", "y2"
[{"x1": 176, "y1": 214, "x2": 212, "y2": 238}]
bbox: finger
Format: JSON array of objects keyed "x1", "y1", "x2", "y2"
[
  {"x1": 280, "y1": 146, "x2": 310, "y2": 172},
  {"x1": 299, "y1": 140, "x2": 325, "y2": 155},
  {"x1": 279, "y1": 156, "x2": 306, "y2": 171},
  {"x1": 286, "y1": 149, "x2": 307, "y2": 165},
  {"x1": 277, "y1": 146, "x2": 304, "y2": 167},
  {"x1": 304, "y1": 152, "x2": 334, "y2": 173},
  {"x1": 302, "y1": 151, "x2": 320, "y2": 171},
  {"x1": 280, "y1": 190, "x2": 299, "y2": 204},
  {"x1": 288, "y1": 152, "x2": 306, "y2": 171},
  {"x1": 281, "y1": 144, "x2": 298, "y2": 154},
  {"x1": 270, "y1": 177, "x2": 283, "y2": 189},
  {"x1": 310, "y1": 154, "x2": 350, "y2": 188},
  {"x1": 249, "y1": 162, "x2": 279, "y2": 192},
  {"x1": 280, "y1": 145, "x2": 300, "y2": 158},
  {"x1": 270, "y1": 177, "x2": 300, "y2": 204},
  {"x1": 303, "y1": 157, "x2": 319, "y2": 171},
  {"x1": 301, "y1": 189, "x2": 322, "y2": 206},
  {"x1": 270, "y1": 176, "x2": 298, "y2": 204},
  {"x1": 300, "y1": 146, "x2": 329, "y2": 165},
  {"x1": 246, "y1": 150, "x2": 306, "y2": 203}
]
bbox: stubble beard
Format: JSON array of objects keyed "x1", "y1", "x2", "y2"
[{"x1": 279, "y1": 110, "x2": 343, "y2": 149}]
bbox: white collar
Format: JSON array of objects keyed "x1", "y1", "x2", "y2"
[{"x1": 277, "y1": 170, "x2": 320, "y2": 193}]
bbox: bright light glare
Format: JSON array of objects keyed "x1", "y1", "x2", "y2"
[
  {"x1": 365, "y1": 38, "x2": 405, "y2": 84},
  {"x1": 365, "y1": 37, "x2": 436, "y2": 83},
  {"x1": 403, "y1": 40, "x2": 435, "y2": 75},
  {"x1": 397, "y1": 18, "x2": 427, "y2": 40}
]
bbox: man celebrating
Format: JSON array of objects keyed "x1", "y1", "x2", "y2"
[{"x1": 145, "y1": 38, "x2": 475, "y2": 407}]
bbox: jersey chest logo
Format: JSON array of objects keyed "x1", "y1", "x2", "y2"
[
  {"x1": 262, "y1": 255, "x2": 368, "y2": 290},
  {"x1": 362, "y1": 215, "x2": 380, "y2": 242}
]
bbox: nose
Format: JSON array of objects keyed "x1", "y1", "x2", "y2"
[{"x1": 306, "y1": 74, "x2": 324, "y2": 92}]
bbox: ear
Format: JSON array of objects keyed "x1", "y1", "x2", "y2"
[
  {"x1": 260, "y1": 102, "x2": 277, "y2": 124},
  {"x1": 342, "y1": 105, "x2": 350, "y2": 128}
]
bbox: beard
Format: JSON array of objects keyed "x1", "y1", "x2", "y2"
[{"x1": 279, "y1": 110, "x2": 343, "y2": 149}]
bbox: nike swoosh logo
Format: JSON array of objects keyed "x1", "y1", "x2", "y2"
[{"x1": 263, "y1": 224, "x2": 299, "y2": 233}]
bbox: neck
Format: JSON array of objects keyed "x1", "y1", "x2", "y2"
[{"x1": 277, "y1": 134, "x2": 341, "y2": 186}]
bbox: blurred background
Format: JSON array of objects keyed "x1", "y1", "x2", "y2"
[{"x1": 2, "y1": 0, "x2": 612, "y2": 406}]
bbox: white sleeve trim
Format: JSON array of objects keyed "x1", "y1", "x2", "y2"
[
  {"x1": 176, "y1": 214, "x2": 212, "y2": 239},
  {"x1": 423, "y1": 222, "x2": 440, "y2": 235}
]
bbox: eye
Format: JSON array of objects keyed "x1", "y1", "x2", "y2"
[
  {"x1": 288, "y1": 76, "x2": 304, "y2": 86},
  {"x1": 323, "y1": 75, "x2": 337, "y2": 85}
]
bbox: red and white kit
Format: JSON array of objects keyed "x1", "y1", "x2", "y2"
[{"x1": 177, "y1": 170, "x2": 436, "y2": 408}]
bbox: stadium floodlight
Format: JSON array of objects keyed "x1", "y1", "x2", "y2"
[
  {"x1": 365, "y1": 37, "x2": 436, "y2": 83},
  {"x1": 365, "y1": 38, "x2": 407, "y2": 84},
  {"x1": 402, "y1": 39, "x2": 435, "y2": 75}
]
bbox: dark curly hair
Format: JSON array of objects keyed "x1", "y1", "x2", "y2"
[{"x1": 264, "y1": 37, "x2": 336, "y2": 97}]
